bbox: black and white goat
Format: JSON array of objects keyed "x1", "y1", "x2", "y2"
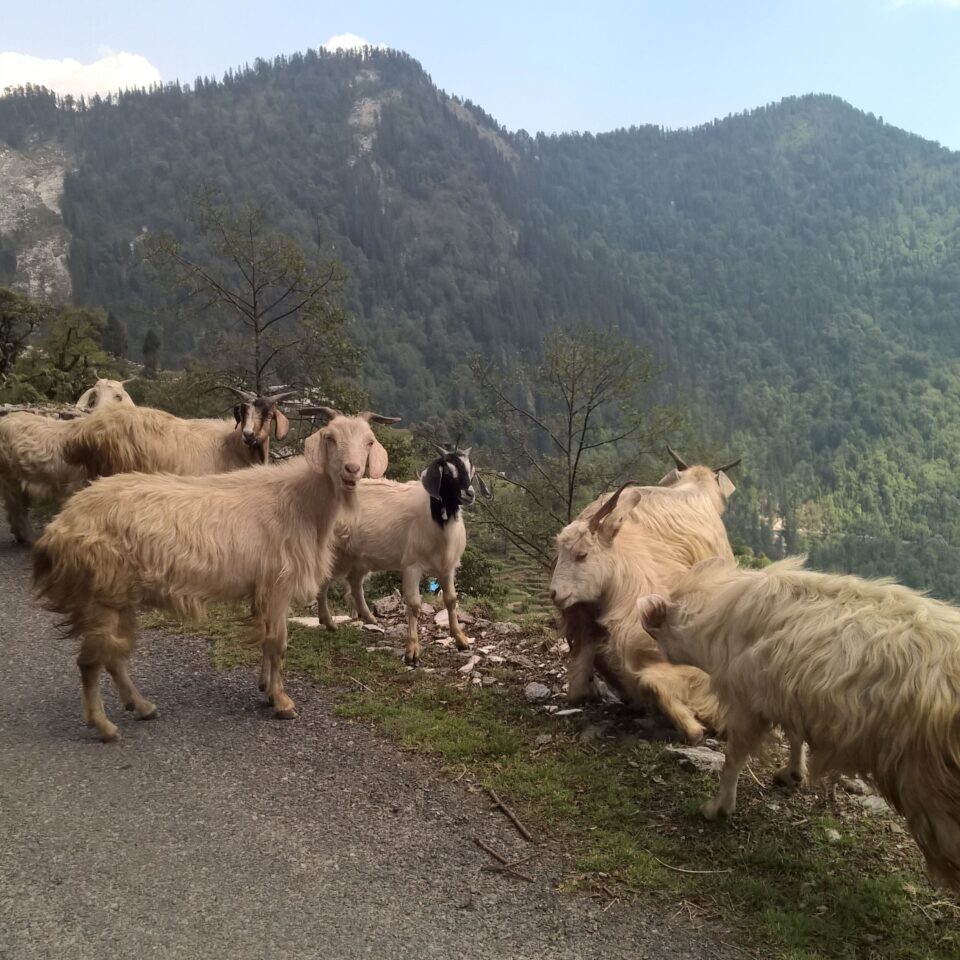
[{"x1": 317, "y1": 445, "x2": 491, "y2": 665}]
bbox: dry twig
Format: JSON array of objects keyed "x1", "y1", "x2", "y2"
[
  {"x1": 473, "y1": 837, "x2": 535, "y2": 882},
  {"x1": 652, "y1": 856, "x2": 734, "y2": 876},
  {"x1": 487, "y1": 787, "x2": 536, "y2": 842}
]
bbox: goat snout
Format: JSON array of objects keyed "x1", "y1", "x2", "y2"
[
  {"x1": 342, "y1": 462, "x2": 362, "y2": 487},
  {"x1": 242, "y1": 428, "x2": 257, "y2": 446}
]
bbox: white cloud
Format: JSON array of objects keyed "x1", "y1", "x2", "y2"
[
  {"x1": 321, "y1": 33, "x2": 386, "y2": 52},
  {"x1": 0, "y1": 51, "x2": 162, "y2": 99}
]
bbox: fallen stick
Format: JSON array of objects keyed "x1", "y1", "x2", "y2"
[
  {"x1": 487, "y1": 788, "x2": 535, "y2": 842},
  {"x1": 347, "y1": 675, "x2": 374, "y2": 693},
  {"x1": 473, "y1": 837, "x2": 535, "y2": 882},
  {"x1": 652, "y1": 855, "x2": 733, "y2": 876}
]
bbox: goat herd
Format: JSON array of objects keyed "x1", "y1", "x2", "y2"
[{"x1": 1, "y1": 379, "x2": 959, "y2": 896}]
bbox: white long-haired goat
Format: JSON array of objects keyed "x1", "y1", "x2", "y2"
[
  {"x1": 316, "y1": 444, "x2": 491, "y2": 666},
  {"x1": 639, "y1": 556, "x2": 960, "y2": 891},
  {"x1": 550, "y1": 447, "x2": 739, "y2": 742},
  {"x1": 0, "y1": 378, "x2": 134, "y2": 544},
  {"x1": 33, "y1": 407, "x2": 399, "y2": 743},
  {"x1": 62, "y1": 387, "x2": 295, "y2": 479}
]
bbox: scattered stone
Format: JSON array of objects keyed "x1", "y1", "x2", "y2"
[
  {"x1": 664, "y1": 745, "x2": 726, "y2": 774},
  {"x1": 579, "y1": 723, "x2": 608, "y2": 743},
  {"x1": 492, "y1": 622, "x2": 522, "y2": 636},
  {"x1": 825, "y1": 828, "x2": 842, "y2": 844},
  {"x1": 433, "y1": 637, "x2": 456, "y2": 648},
  {"x1": 373, "y1": 594, "x2": 403, "y2": 617},
  {"x1": 288, "y1": 616, "x2": 320, "y2": 628},
  {"x1": 332, "y1": 615, "x2": 353, "y2": 625},
  {"x1": 839, "y1": 776, "x2": 872, "y2": 796},
  {"x1": 361, "y1": 623, "x2": 385, "y2": 633},
  {"x1": 523, "y1": 682, "x2": 552, "y2": 702},
  {"x1": 485, "y1": 654, "x2": 505, "y2": 664},
  {"x1": 535, "y1": 734, "x2": 554, "y2": 746},
  {"x1": 506, "y1": 653, "x2": 536, "y2": 670},
  {"x1": 554, "y1": 708, "x2": 583, "y2": 717},
  {"x1": 473, "y1": 619, "x2": 493, "y2": 631},
  {"x1": 421, "y1": 603, "x2": 435, "y2": 616},
  {"x1": 458, "y1": 655, "x2": 482, "y2": 675},
  {"x1": 852, "y1": 794, "x2": 890, "y2": 815},
  {"x1": 481, "y1": 677, "x2": 496, "y2": 687},
  {"x1": 434, "y1": 608, "x2": 474, "y2": 628}
]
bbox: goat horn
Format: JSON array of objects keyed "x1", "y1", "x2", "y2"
[
  {"x1": 714, "y1": 457, "x2": 742, "y2": 474},
  {"x1": 299, "y1": 405, "x2": 342, "y2": 420},
  {"x1": 90, "y1": 367, "x2": 99, "y2": 380},
  {"x1": 433, "y1": 443, "x2": 449, "y2": 457},
  {"x1": 588, "y1": 481, "x2": 639, "y2": 533},
  {"x1": 263, "y1": 390, "x2": 298, "y2": 404},
  {"x1": 224, "y1": 385, "x2": 256, "y2": 401},
  {"x1": 359, "y1": 411, "x2": 402, "y2": 425},
  {"x1": 666, "y1": 445, "x2": 689, "y2": 471}
]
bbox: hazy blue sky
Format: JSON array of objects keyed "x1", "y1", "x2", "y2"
[{"x1": 1, "y1": 0, "x2": 958, "y2": 148}]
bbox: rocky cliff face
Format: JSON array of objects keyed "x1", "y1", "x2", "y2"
[{"x1": 0, "y1": 136, "x2": 72, "y2": 302}]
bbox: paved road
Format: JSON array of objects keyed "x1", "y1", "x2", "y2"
[{"x1": 0, "y1": 541, "x2": 740, "y2": 960}]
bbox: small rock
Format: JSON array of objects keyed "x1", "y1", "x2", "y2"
[
  {"x1": 579, "y1": 723, "x2": 608, "y2": 743},
  {"x1": 486, "y1": 654, "x2": 505, "y2": 664},
  {"x1": 664, "y1": 745, "x2": 726, "y2": 773},
  {"x1": 421, "y1": 603, "x2": 435, "y2": 616},
  {"x1": 524, "y1": 682, "x2": 552, "y2": 702},
  {"x1": 473, "y1": 619, "x2": 493, "y2": 630},
  {"x1": 824, "y1": 828, "x2": 842, "y2": 843},
  {"x1": 839, "y1": 776, "x2": 872, "y2": 796},
  {"x1": 373, "y1": 594, "x2": 403, "y2": 617},
  {"x1": 554, "y1": 708, "x2": 583, "y2": 717},
  {"x1": 361, "y1": 623, "x2": 385, "y2": 633},
  {"x1": 852, "y1": 795, "x2": 890, "y2": 815},
  {"x1": 535, "y1": 734, "x2": 554, "y2": 745},
  {"x1": 289, "y1": 616, "x2": 321, "y2": 628},
  {"x1": 459, "y1": 655, "x2": 481, "y2": 675},
  {"x1": 481, "y1": 676, "x2": 496, "y2": 687},
  {"x1": 435, "y1": 609, "x2": 474, "y2": 627},
  {"x1": 506, "y1": 653, "x2": 536, "y2": 669},
  {"x1": 332, "y1": 614, "x2": 353, "y2": 625},
  {"x1": 492, "y1": 622, "x2": 522, "y2": 636}
]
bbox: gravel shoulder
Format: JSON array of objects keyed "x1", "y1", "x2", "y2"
[{"x1": 0, "y1": 541, "x2": 741, "y2": 960}]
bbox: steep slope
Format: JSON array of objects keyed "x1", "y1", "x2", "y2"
[{"x1": 3, "y1": 51, "x2": 960, "y2": 595}]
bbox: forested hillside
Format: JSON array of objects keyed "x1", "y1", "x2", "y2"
[{"x1": 3, "y1": 48, "x2": 960, "y2": 595}]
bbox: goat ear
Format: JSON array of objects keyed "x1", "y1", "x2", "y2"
[
  {"x1": 658, "y1": 469, "x2": 681, "y2": 487},
  {"x1": 636, "y1": 594, "x2": 668, "y2": 631},
  {"x1": 273, "y1": 409, "x2": 290, "y2": 441},
  {"x1": 716, "y1": 471, "x2": 736, "y2": 498},
  {"x1": 598, "y1": 511, "x2": 627, "y2": 543},
  {"x1": 367, "y1": 438, "x2": 388, "y2": 479},
  {"x1": 233, "y1": 405, "x2": 243, "y2": 425},
  {"x1": 475, "y1": 472, "x2": 492, "y2": 500},
  {"x1": 75, "y1": 388, "x2": 95, "y2": 411},
  {"x1": 303, "y1": 430, "x2": 326, "y2": 474},
  {"x1": 421, "y1": 463, "x2": 443, "y2": 500}
]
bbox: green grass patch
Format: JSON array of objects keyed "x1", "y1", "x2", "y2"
[{"x1": 150, "y1": 605, "x2": 959, "y2": 959}]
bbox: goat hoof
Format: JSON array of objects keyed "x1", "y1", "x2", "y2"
[
  {"x1": 274, "y1": 707, "x2": 298, "y2": 720},
  {"x1": 98, "y1": 726, "x2": 121, "y2": 743},
  {"x1": 773, "y1": 767, "x2": 804, "y2": 788},
  {"x1": 699, "y1": 799, "x2": 731, "y2": 821},
  {"x1": 137, "y1": 706, "x2": 159, "y2": 721},
  {"x1": 454, "y1": 637, "x2": 472, "y2": 651},
  {"x1": 258, "y1": 681, "x2": 267, "y2": 692},
  {"x1": 403, "y1": 654, "x2": 420, "y2": 668}
]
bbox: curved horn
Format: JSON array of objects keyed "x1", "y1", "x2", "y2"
[
  {"x1": 263, "y1": 389, "x2": 298, "y2": 404},
  {"x1": 433, "y1": 443, "x2": 449, "y2": 457},
  {"x1": 299, "y1": 405, "x2": 342, "y2": 420},
  {"x1": 224, "y1": 385, "x2": 256, "y2": 401},
  {"x1": 666, "y1": 445, "x2": 689, "y2": 471},
  {"x1": 358, "y1": 411, "x2": 401, "y2": 425},
  {"x1": 588, "y1": 481, "x2": 638, "y2": 533},
  {"x1": 714, "y1": 457, "x2": 742, "y2": 474}
]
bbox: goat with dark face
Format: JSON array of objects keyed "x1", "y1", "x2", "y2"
[
  {"x1": 420, "y1": 445, "x2": 491, "y2": 526},
  {"x1": 63, "y1": 388, "x2": 297, "y2": 480},
  {"x1": 316, "y1": 444, "x2": 492, "y2": 666},
  {"x1": 227, "y1": 387, "x2": 294, "y2": 464}
]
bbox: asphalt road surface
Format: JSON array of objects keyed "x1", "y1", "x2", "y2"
[{"x1": 0, "y1": 540, "x2": 741, "y2": 959}]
